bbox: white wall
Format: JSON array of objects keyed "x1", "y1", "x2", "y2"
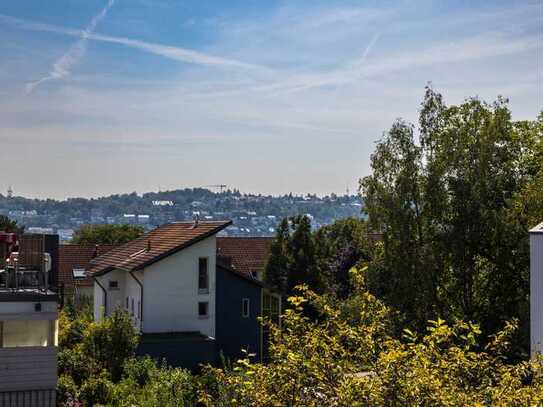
[
  {"x1": 94, "y1": 269, "x2": 127, "y2": 322},
  {"x1": 143, "y1": 236, "x2": 216, "y2": 337},
  {"x1": 531, "y1": 222, "x2": 543, "y2": 356}
]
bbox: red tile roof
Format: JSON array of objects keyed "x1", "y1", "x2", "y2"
[
  {"x1": 216, "y1": 237, "x2": 273, "y2": 277},
  {"x1": 59, "y1": 244, "x2": 118, "y2": 289},
  {"x1": 88, "y1": 221, "x2": 232, "y2": 275}
]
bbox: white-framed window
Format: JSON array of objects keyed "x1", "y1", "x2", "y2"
[
  {"x1": 198, "y1": 257, "x2": 209, "y2": 294},
  {"x1": 72, "y1": 268, "x2": 86, "y2": 279},
  {"x1": 108, "y1": 280, "x2": 119, "y2": 290},
  {"x1": 242, "y1": 298, "x2": 250, "y2": 318},
  {"x1": 198, "y1": 301, "x2": 209, "y2": 318}
]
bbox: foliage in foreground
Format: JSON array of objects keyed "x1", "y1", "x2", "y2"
[
  {"x1": 59, "y1": 270, "x2": 543, "y2": 406},
  {"x1": 200, "y1": 269, "x2": 543, "y2": 407}
]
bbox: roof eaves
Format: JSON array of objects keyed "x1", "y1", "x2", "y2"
[
  {"x1": 529, "y1": 221, "x2": 543, "y2": 234},
  {"x1": 217, "y1": 263, "x2": 265, "y2": 287}
]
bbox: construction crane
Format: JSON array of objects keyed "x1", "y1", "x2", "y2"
[{"x1": 203, "y1": 184, "x2": 227, "y2": 193}]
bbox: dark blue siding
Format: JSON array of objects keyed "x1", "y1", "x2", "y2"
[
  {"x1": 215, "y1": 266, "x2": 262, "y2": 364},
  {"x1": 137, "y1": 335, "x2": 216, "y2": 371}
]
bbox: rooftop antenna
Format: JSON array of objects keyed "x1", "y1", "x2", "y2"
[{"x1": 7, "y1": 185, "x2": 13, "y2": 198}]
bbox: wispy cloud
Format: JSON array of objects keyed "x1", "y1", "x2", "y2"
[
  {"x1": 0, "y1": 13, "x2": 272, "y2": 76},
  {"x1": 24, "y1": 0, "x2": 115, "y2": 93}
]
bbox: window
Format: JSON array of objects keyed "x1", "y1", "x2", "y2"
[
  {"x1": 137, "y1": 301, "x2": 141, "y2": 319},
  {"x1": 108, "y1": 280, "x2": 119, "y2": 290},
  {"x1": 198, "y1": 257, "x2": 209, "y2": 293},
  {"x1": 72, "y1": 268, "x2": 86, "y2": 279},
  {"x1": 198, "y1": 302, "x2": 209, "y2": 318},
  {"x1": 126, "y1": 297, "x2": 129, "y2": 309},
  {"x1": 131, "y1": 298, "x2": 134, "y2": 316},
  {"x1": 263, "y1": 293, "x2": 281, "y2": 325},
  {"x1": 242, "y1": 298, "x2": 250, "y2": 318}
]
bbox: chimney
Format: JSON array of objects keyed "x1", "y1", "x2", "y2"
[
  {"x1": 192, "y1": 213, "x2": 199, "y2": 228},
  {"x1": 92, "y1": 244, "x2": 99, "y2": 258},
  {"x1": 147, "y1": 239, "x2": 151, "y2": 252}
]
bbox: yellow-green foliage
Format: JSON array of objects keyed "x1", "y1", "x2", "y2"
[{"x1": 199, "y1": 268, "x2": 543, "y2": 406}]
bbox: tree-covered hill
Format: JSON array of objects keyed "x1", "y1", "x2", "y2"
[{"x1": 0, "y1": 188, "x2": 362, "y2": 236}]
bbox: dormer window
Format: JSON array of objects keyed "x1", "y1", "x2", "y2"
[
  {"x1": 198, "y1": 257, "x2": 209, "y2": 294},
  {"x1": 72, "y1": 268, "x2": 86, "y2": 279}
]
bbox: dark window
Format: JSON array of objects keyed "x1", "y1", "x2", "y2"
[
  {"x1": 131, "y1": 298, "x2": 134, "y2": 316},
  {"x1": 198, "y1": 301, "x2": 209, "y2": 318},
  {"x1": 242, "y1": 298, "x2": 250, "y2": 318},
  {"x1": 108, "y1": 280, "x2": 118, "y2": 290},
  {"x1": 126, "y1": 297, "x2": 129, "y2": 309},
  {"x1": 137, "y1": 301, "x2": 141, "y2": 319},
  {"x1": 198, "y1": 258, "x2": 209, "y2": 293}
]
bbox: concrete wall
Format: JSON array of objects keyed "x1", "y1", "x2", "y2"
[
  {"x1": 142, "y1": 237, "x2": 216, "y2": 337},
  {"x1": 0, "y1": 347, "x2": 57, "y2": 391},
  {"x1": 531, "y1": 222, "x2": 543, "y2": 356}
]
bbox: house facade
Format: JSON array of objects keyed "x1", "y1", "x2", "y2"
[
  {"x1": 88, "y1": 221, "x2": 277, "y2": 369},
  {"x1": 531, "y1": 221, "x2": 543, "y2": 356}
]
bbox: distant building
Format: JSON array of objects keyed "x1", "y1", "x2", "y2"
[{"x1": 26, "y1": 227, "x2": 55, "y2": 235}]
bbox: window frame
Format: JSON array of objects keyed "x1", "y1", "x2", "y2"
[
  {"x1": 198, "y1": 257, "x2": 209, "y2": 294},
  {"x1": 108, "y1": 280, "x2": 119, "y2": 290},
  {"x1": 198, "y1": 301, "x2": 209, "y2": 319},
  {"x1": 242, "y1": 298, "x2": 250, "y2": 318}
]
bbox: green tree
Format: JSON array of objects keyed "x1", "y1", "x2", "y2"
[
  {"x1": 264, "y1": 218, "x2": 290, "y2": 293},
  {"x1": 71, "y1": 224, "x2": 144, "y2": 245},
  {"x1": 361, "y1": 86, "x2": 543, "y2": 354},
  {"x1": 314, "y1": 217, "x2": 369, "y2": 298},
  {"x1": 264, "y1": 215, "x2": 321, "y2": 295},
  {"x1": 287, "y1": 215, "x2": 320, "y2": 293},
  {"x1": 0, "y1": 215, "x2": 23, "y2": 233}
]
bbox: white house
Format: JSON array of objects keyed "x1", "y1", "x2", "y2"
[
  {"x1": 87, "y1": 221, "x2": 279, "y2": 368},
  {"x1": 531, "y1": 221, "x2": 543, "y2": 356}
]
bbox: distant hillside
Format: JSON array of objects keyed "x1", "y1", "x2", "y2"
[{"x1": 0, "y1": 189, "x2": 363, "y2": 238}]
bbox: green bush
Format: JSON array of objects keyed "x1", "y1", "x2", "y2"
[
  {"x1": 79, "y1": 371, "x2": 114, "y2": 406},
  {"x1": 57, "y1": 374, "x2": 78, "y2": 405},
  {"x1": 199, "y1": 268, "x2": 543, "y2": 406},
  {"x1": 81, "y1": 308, "x2": 139, "y2": 381}
]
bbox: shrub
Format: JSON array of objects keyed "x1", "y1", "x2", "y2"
[
  {"x1": 82, "y1": 308, "x2": 139, "y2": 381},
  {"x1": 78, "y1": 371, "x2": 114, "y2": 406},
  {"x1": 198, "y1": 268, "x2": 543, "y2": 406}
]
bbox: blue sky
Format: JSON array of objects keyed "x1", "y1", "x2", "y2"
[{"x1": 1, "y1": 0, "x2": 542, "y2": 199}]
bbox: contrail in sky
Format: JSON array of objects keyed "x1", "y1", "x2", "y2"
[
  {"x1": 0, "y1": 11, "x2": 271, "y2": 78},
  {"x1": 25, "y1": 0, "x2": 115, "y2": 94}
]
